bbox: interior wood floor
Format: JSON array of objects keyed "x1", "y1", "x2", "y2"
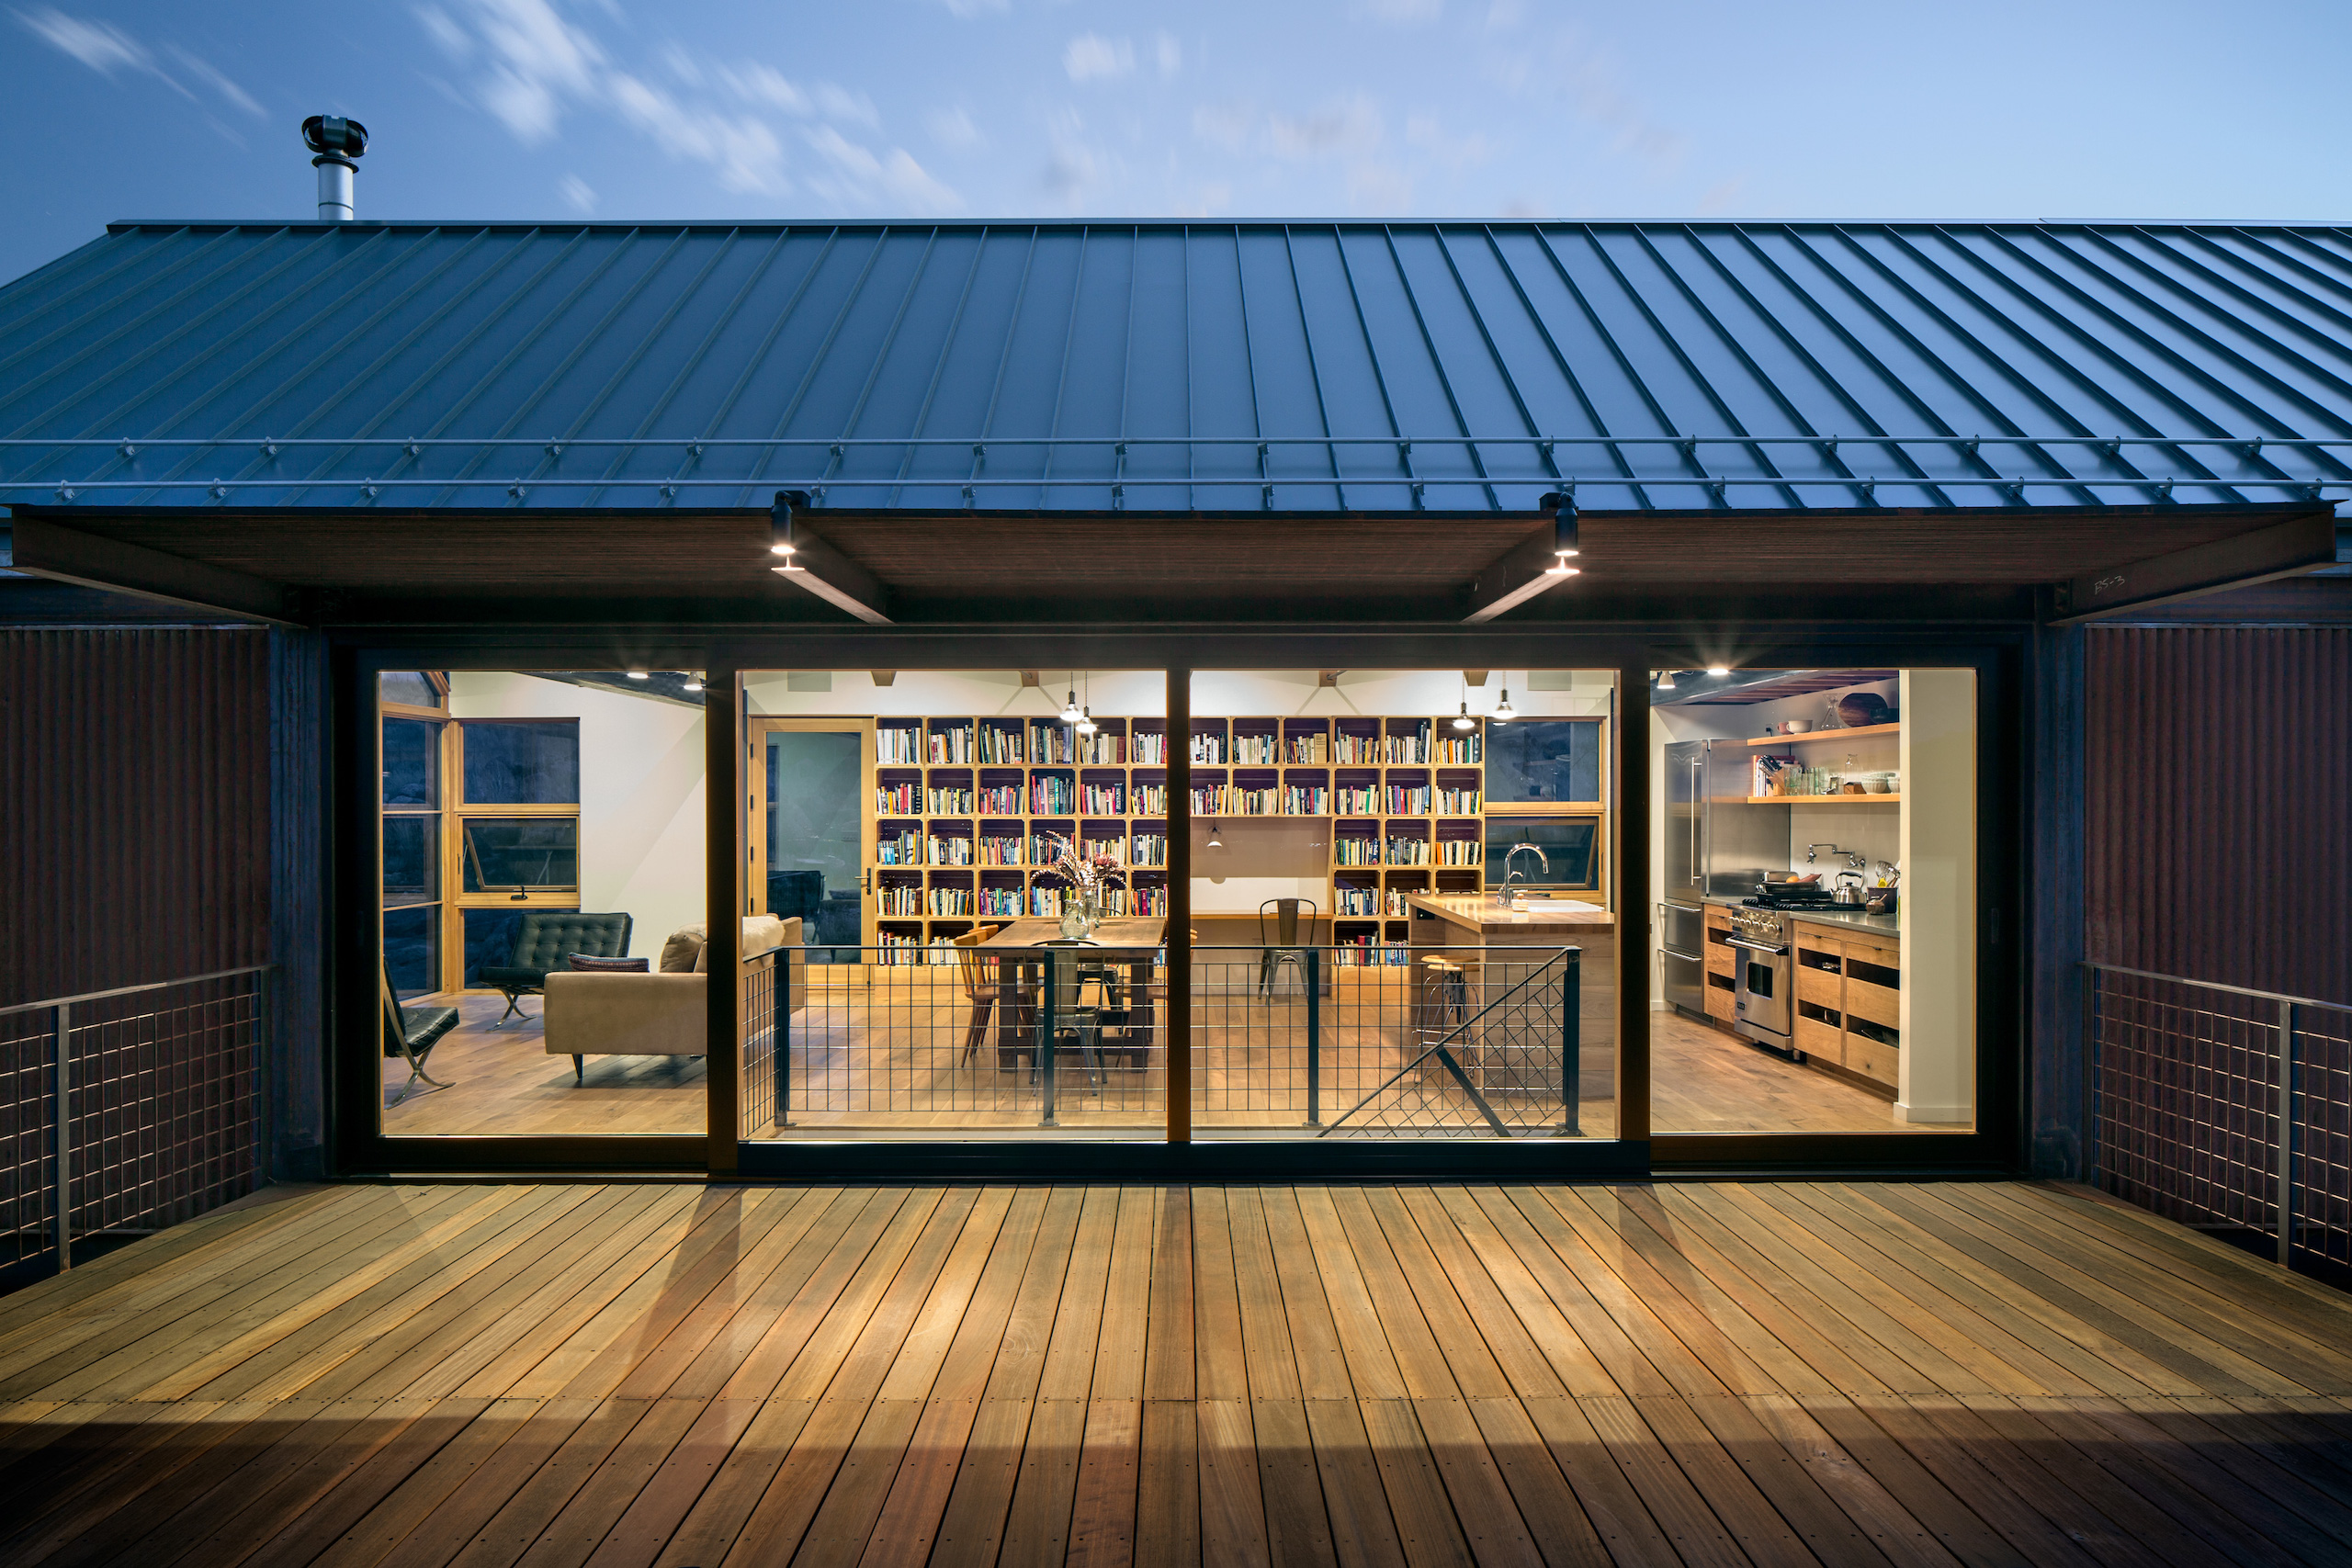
[
  {"x1": 388, "y1": 990, "x2": 1916, "y2": 1141},
  {"x1": 4, "y1": 1179, "x2": 2350, "y2": 1567}
]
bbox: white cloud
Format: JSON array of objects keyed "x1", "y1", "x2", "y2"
[
  {"x1": 1040, "y1": 110, "x2": 1118, "y2": 205},
  {"x1": 1063, "y1": 33, "x2": 1134, "y2": 83},
  {"x1": 1266, "y1": 96, "x2": 1384, "y2": 159},
  {"x1": 1406, "y1": 112, "x2": 1494, "y2": 169},
  {"x1": 812, "y1": 83, "x2": 878, "y2": 129},
  {"x1": 168, "y1": 47, "x2": 263, "y2": 118},
  {"x1": 415, "y1": 5, "x2": 472, "y2": 59},
  {"x1": 718, "y1": 62, "x2": 808, "y2": 115},
  {"x1": 1155, "y1": 31, "x2": 1181, "y2": 78},
  {"x1": 801, "y1": 126, "x2": 963, "y2": 215},
  {"x1": 1193, "y1": 101, "x2": 1255, "y2": 154},
  {"x1": 1349, "y1": 162, "x2": 1414, "y2": 211},
  {"x1": 609, "y1": 72, "x2": 789, "y2": 194},
  {"x1": 559, "y1": 173, "x2": 598, "y2": 212},
  {"x1": 15, "y1": 7, "x2": 150, "y2": 75},
  {"x1": 926, "y1": 106, "x2": 983, "y2": 151}
]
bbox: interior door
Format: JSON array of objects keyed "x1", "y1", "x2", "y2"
[{"x1": 752, "y1": 716, "x2": 876, "y2": 958}]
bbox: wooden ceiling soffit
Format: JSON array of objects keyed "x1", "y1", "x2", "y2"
[
  {"x1": 6, "y1": 513, "x2": 298, "y2": 625},
  {"x1": 2054, "y1": 509, "x2": 2346, "y2": 624}
]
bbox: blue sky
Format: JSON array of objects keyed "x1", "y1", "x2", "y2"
[{"x1": 4, "y1": 0, "x2": 2347, "y2": 285}]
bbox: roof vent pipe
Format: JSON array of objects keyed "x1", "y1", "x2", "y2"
[{"x1": 301, "y1": 116, "x2": 368, "y2": 220}]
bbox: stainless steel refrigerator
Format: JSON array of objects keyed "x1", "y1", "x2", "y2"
[{"x1": 1660, "y1": 739, "x2": 1786, "y2": 1017}]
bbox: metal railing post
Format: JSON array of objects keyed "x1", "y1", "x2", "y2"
[
  {"x1": 1562, "y1": 951, "x2": 1581, "y2": 1136},
  {"x1": 1039, "y1": 953, "x2": 1057, "y2": 1127},
  {"x1": 52, "y1": 1002, "x2": 70, "y2": 1272},
  {"x1": 2278, "y1": 998, "x2": 2295, "y2": 1268},
  {"x1": 1304, "y1": 950, "x2": 1321, "y2": 1127}
]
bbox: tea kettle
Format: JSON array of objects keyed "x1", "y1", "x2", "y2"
[{"x1": 1833, "y1": 870, "x2": 1869, "y2": 906}]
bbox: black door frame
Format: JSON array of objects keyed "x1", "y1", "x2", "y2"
[{"x1": 329, "y1": 625, "x2": 2024, "y2": 1180}]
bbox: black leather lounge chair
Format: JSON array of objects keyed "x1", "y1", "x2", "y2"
[{"x1": 478, "y1": 911, "x2": 633, "y2": 1025}]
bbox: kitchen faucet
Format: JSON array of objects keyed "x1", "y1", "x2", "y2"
[
  {"x1": 1804, "y1": 842, "x2": 1867, "y2": 869},
  {"x1": 1502, "y1": 842, "x2": 1549, "y2": 907}
]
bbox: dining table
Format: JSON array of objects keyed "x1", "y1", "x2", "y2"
[{"x1": 977, "y1": 918, "x2": 1168, "y2": 1111}]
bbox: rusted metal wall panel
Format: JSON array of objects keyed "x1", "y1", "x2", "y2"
[
  {"x1": 0, "y1": 628, "x2": 271, "y2": 1006},
  {"x1": 2086, "y1": 626, "x2": 2352, "y2": 1007}
]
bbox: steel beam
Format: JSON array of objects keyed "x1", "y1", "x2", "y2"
[
  {"x1": 1461, "y1": 525, "x2": 1577, "y2": 623},
  {"x1": 7, "y1": 513, "x2": 297, "y2": 624},
  {"x1": 771, "y1": 518, "x2": 894, "y2": 625},
  {"x1": 2054, "y1": 509, "x2": 2346, "y2": 623}
]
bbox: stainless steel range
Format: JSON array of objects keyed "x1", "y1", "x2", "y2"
[{"x1": 1725, "y1": 903, "x2": 1794, "y2": 1051}]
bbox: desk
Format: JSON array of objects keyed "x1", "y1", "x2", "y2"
[{"x1": 978, "y1": 918, "x2": 1168, "y2": 1078}]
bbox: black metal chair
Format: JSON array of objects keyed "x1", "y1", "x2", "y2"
[
  {"x1": 1258, "y1": 897, "x2": 1317, "y2": 997},
  {"x1": 1037, "y1": 940, "x2": 1111, "y2": 1094},
  {"x1": 382, "y1": 963, "x2": 458, "y2": 1103},
  {"x1": 478, "y1": 911, "x2": 633, "y2": 1025}
]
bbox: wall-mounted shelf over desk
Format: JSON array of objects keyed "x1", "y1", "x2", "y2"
[
  {"x1": 1747, "y1": 794, "x2": 1903, "y2": 806},
  {"x1": 1747, "y1": 723, "x2": 1901, "y2": 748}
]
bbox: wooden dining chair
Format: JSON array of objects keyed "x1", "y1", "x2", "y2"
[{"x1": 954, "y1": 925, "x2": 1002, "y2": 1061}]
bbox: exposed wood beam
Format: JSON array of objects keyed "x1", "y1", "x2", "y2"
[
  {"x1": 2053, "y1": 509, "x2": 2346, "y2": 624},
  {"x1": 6, "y1": 513, "x2": 297, "y2": 624},
  {"x1": 1461, "y1": 527, "x2": 1577, "y2": 623},
  {"x1": 771, "y1": 517, "x2": 892, "y2": 625}
]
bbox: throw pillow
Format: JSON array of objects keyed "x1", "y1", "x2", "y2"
[
  {"x1": 568, "y1": 953, "x2": 650, "y2": 973},
  {"x1": 660, "y1": 926, "x2": 706, "y2": 973}
]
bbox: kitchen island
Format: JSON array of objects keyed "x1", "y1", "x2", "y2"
[{"x1": 1406, "y1": 894, "x2": 1616, "y2": 1057}]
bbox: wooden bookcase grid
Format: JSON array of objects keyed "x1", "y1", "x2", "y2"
[{"x1": 865, "y1": 713, "x2": 1497, "y2": 954}]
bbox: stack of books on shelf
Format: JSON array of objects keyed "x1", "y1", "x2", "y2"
[
  {"x1": 1189, "y1": 732, "x2": 1227, "y2": 763},
  {"x1": 1334, "y1": 782, "x2": 1379, "y2": 815},
  {"x1": 926, "y1": 784, "x2": 975, "y2": 813},
  {"x1": 1235, "y1": 780, "x2": 1279, "y2": 814},
  {"x1": 1026, "y1": 885, "x2": 1069, "y2": 917},
  {"x1": 1133, "y1": 784, "x2": 1168, "y2": 815},
  {"x1": 1339, "y1": 886, "x2": 1382, "y2": 915},
  {"x1": 927, "y1": 835, "x2": 972, "y2": 865},
  {"x1": 1433, "y1": 731, "x2": 1482, "y2": 764},
  {"x1": 876, "y1": 780, "x2": 921, "y2": 813},
  {"x1": 926, "y1": 935, "x2": 958, "y2": 964},
  {"x1": 877, "y1": 728, "x2": 922, "y2": 763},
  {"x1": 1385, "y1": 782, "x2": 1432, "y2": 815},
  {"x1": 1234, "y1": 731, "x2": 1279, "y2": 764},
  {"x1": 978, "y1": 782, "x2": 1023, "y2": 813},
  {"x1": 1189, "y1": 784, "x2": 1228, "y2": 814},
  {"x1": 877, "y1": 930, "x2": 923, "y2": 964},
  {"x1": 1335, "y1": 837, "x2": 1380, "y2": 866},
  {"x1": 927, "y1": 886, "x2": 973, "y2": 915},
  {"x1": 1435, "y1": 785, "x2": 1482, "y2": 813},
  {"x1": 978, "y1": 832, "x2": 1023, "y2": 865},
  {"x1": 877, "y1": 829, "x2": 921, "y2": 864},
  {"x1": 981, "y1": 886, "x2": 1023, "y2": 916},
  {"x1": 978, "y1": 726, "x2": 1023, "y2": 763},
  {"x1": 1436, "y1": 840, "x2": 1482, "y2": 865},
  {"x1": 1283, "y1": 780, "x2": 1331, "y2": 814},
  {"x1": 1031, "y1": 774, "x2": 1076, "y2": 813},
  {"x1": 1130, "y1": 834, "x2": 1167, "y2": 865},
  {"x1": 1386, "y1": 889, "x2": 1409, "y2": 916},
  {"x1": 1386, "y1": 723, "x2": 1432, "y2": 763},
  {"x1": 880, "y1": 885, "x2": 921, "y2": 915},
  {"x1": 1335, "y1": 730, "x2": 1380, "y2": 763},
  {"x1": 1285, "y1": 733, "x2": 1329, "y2": 763},
  {"x1": 1386, "y1": 836, "x2": 1430, "y2": 865},
  {"x1": 1132, "y1": 731, "x2": 1168, "y2": 763},
  {"x1": 1080, "y1": 781, "x2": 1125, "y2": 814},
  {"x1": 1080, "y1": 837, "x2": 1125, "y2": 863},
  {"x1": 927, "y1": 727, "x2": 975, "y2": 763},
  {"x1": 1030, "y1": 724, "x2": 1076, "y2": 763},
  {"x1": 1079, "y1": 732, "x2": 1125, "y2": 763},
  {"x1": 1027, "y1": 832, "x2": 1064, "y2": 864}
]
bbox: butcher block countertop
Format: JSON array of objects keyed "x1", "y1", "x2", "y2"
[{"x1": 1406, "y1": 894, "x2": 1616, "y2": 931}]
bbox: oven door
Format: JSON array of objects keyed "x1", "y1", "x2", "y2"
[{"x1": 1727, "y1": 933, "x2": 1792, "y2": 1043}]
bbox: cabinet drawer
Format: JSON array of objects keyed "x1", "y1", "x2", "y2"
[
  {"x1": 1796, "y1": 965, "x2": 1843, "y2": 1011},
  {"x1": 1795, "y1": 1015, "x2": 1843, "y2": 1066},
  {"x1": 1843, "y1": 933, "x2": 1900, "y2": 969},
  {"x1": 1704, "y1": 974, "x2": 1736, "y2": 1022},
  {"x1": 1845, "y1": 975, "x2": 1900, "y2": 1031},
  {"x1": 1845, "y1": 1035, "x2": 1898, "y2": 1088},
  {"x1": 1706, "y1": 942, "x2": 1735, "y2": 976}
]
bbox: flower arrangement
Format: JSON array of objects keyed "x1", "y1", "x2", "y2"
[{"x1": 1041, "y1": 831, "x2": 1124, "y2": 934}]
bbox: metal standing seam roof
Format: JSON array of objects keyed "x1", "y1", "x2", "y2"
[{"x1": 2, "y1": 220, "x2": 2350, "y2": 515}]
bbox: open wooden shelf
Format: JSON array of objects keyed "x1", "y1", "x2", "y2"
[
  {"x1": 1747, "y1": 722, "x2": 1901, "y2": 748},
  {"x1": 1747, "y1": 794, "x2": 1903, "y2": 806}
]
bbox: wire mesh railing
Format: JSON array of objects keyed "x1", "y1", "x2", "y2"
[
  {"x1": 0, "y1": 966, "x2": 270, "y2": 1282},
  {"x1": 740, "y1": 943, "x2": 1584, "y2": 1138},
  {"x1": 2087, "y1": 963, "x2": 2352, "y2": 1280}
]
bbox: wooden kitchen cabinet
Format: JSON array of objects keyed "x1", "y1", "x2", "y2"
[
  {"x1": 1702, "y1": 907, "x2": 1737, "y2": 1021},
  {"x1": 1788, "y1": 916, "x2": 1901, "y2": 1092}
]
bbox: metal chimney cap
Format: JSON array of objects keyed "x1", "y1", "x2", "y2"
[{"x1": 302, "y1": 115, "x2": 368, "y2": 162}]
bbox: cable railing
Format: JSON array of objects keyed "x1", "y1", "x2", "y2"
[
  {"x1": 0, "y1": 965, "x2": 271, "y2": 1283},
  {"x1": 2086, "y1": 962, "x2": 2352, "y2": 1279},
  {"x1": 741, "y1": 943, "x2": 1586, "y2": 1138}
]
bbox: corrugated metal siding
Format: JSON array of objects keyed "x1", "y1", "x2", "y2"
[
  {"x1": 2086, "y1": 626, "x2": 2352, "y2": 1005},
  {"x1": 1, "y1": 221, "x2": 2347, "y2": 513},
  {"x1": 0, "y1": 629, "x2": 271, "y2": 1006}
]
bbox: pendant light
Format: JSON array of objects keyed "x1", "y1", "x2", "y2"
[
  {"x1": 682, "y1": 672, "x2": 705, "y2": 693},
  {"x1": 1706, "y1": 664, "x2": 1731, "y2": 676},
  {"x1": 1657, "y1": 671, "x2": 1679, "y2": 692},
  {"x1": 1491, "y1": 688, "x2": 1515, "y2": 723},
  {"x1": 1543, "y1": 491, "x2": 1582, "y2": 576},
  {"x1": 1453, "y1": 700, "x2": 1476, "y2": 731},
  {"x1": 769, "y1": 490, "x2": 805, "y2": 572},
  {"x1": 1076, "y1": 670, "x2": 1096, "y2": 733},
  {"x1": 1059, "y1": 671, "x2": 1083, "y2": 724},
  {"x1": 1205, "y1": 818, "x2": 1224, "y2": 850}
]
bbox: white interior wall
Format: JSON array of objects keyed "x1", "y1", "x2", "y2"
[
  {"x1": 447, "y1": 674, "x2": 707, "y2": 955},
  {"x1": 746, "y1": 668, "x2": 1612, "y2": 720},
  {"x1": 1898, "y1": 669, "x2": 1977, "y2": 1125}
]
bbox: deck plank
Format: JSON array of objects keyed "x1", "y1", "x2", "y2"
[{"x1": 0, "y1": 1179, "x2": 2345, "y2": 1567}]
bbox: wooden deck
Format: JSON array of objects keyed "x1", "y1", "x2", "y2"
[{"x1": 5, "y1": 1180, "x2": 2349, "y2": 1567}]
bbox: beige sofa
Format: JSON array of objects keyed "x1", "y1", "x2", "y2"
[{"x1": 544, "y1": 915, "x2": 803, "y2": 1082}]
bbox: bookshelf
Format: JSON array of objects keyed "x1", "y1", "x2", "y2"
[{"x1": 862, "y1": 712, "x2": 1511, "y2": 962}]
